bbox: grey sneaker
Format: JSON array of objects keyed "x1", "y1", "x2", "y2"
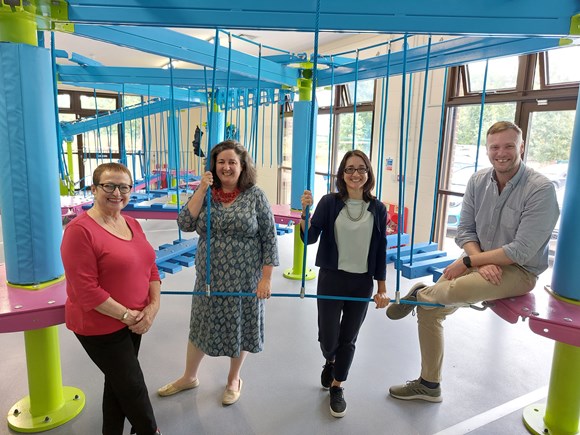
[
  {"x1": 389, "y1": 379, "x2": 442, "y2": 403},
  {"x1": 386, "y1": 283, "x2": 427, "y2": 320},
  {"x1": 329, "y1": 386, "x2": 347, "y2": 417}
]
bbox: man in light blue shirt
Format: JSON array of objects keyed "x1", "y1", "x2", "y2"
[{"x1": 386, "y1": 121, "x2": 560, "y2": 402}]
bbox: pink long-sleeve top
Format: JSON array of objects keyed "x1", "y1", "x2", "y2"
[{"x1": 61, "y1": 212, "x2": 160, "y2": 336}]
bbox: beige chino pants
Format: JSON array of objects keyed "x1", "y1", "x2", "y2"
[{"x1": 416, "y1": 264, "x2": 537, "y2": 383}]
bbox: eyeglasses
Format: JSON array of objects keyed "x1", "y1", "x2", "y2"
[
  {"x1": 98, "y1": 183, "x2": 132, "y2": 194},
  {"x1": 344, "y1": 167, "x2": 369, "y2": 174}
]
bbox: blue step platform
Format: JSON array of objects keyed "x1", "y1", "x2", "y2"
[
  {"x1": 275, "y1": 223, "x2": 293, "y2": 236},
  {"x1": 155, "y1": 238, "x2": 198, "y2": 280},
  {"x1": 400, "y1": 256, "x2": 455, "y2": 279},
  {"x1": 386, "y1": 242, "x2": 438, "y2": 264}
]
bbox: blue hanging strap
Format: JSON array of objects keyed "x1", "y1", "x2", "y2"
[
  {"x1": 395, "y1": 35, "x2": 409, "y2": 304},
  {"x1": 409, "y1": 36, "x2": 432, "y2": 264},
  {"x1": 351, "y1": 49, "x2": 359, "y2": 150},
  {"x1": 474, "y1": 60, "x2": 489, "y2": 172},
  {"x1": 326, "y1": 58, "x2": 334, "y2": 194},
  {"x1": 204, "y1": 29, "x2": 220, "y2": 296},
  {"x1": 430, "y1": 68, "x2": 449, "y2": 242},
  {"x1": 301, "y1": 0, "x2": 321, "y2": 298}
]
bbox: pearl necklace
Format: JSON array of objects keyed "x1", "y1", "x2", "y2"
[{"x1": 344, "y1": 200, "x2": 366, "y2": 222}]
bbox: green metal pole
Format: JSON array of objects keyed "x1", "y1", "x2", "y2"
[
  {"x1": 524, "y1": 341, "x2": 580, "y2": 435},
  {"x1": 0, "y1": 8, "x2": 38, "y2": 45},
  {"x1": 545, "y1": 342, "x2": 580, "y2": 433}
]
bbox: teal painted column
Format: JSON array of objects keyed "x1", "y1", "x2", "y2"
[
  {"x1": 284, "y1": 71, "x2": 316, "y2": 281},
  {"x1": 523, "y1": 69, "x2": 580, "y2": 435},
  {"x1": 0, "y1": 19, "x2": 84, "y2": 432}
]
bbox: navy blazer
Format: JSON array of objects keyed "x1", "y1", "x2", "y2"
[{"x1": 300, "y1": 193, "x2": 387, "y2": 281}]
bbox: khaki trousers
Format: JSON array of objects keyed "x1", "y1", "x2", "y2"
[{"x1": 416, "y1": 264, "x2": 537, "y2": 383}]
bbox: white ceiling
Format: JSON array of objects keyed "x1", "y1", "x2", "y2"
[{"x1": 53, "y1": 27, "x2": 355, "y2": 68}]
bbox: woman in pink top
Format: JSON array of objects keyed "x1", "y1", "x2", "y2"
[{"x1": 61, "y1": 163, "x2": 162, "y2": 435}]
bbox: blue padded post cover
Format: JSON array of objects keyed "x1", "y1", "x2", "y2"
[
  {"x1": 552, "y1": 90, "x2": 580, "y2": 301},
  {"x1": 0, "y1": 43, "x2": 64, "y2": 284},
  {"x1": 290, "y1": 101, "x2": 317, "y2": 210}
]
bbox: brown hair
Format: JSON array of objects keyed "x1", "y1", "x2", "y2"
[
  {"x1": 335, "y1": 150, "x2": 376, "y2": 202},
  {"x1": 92, "y1": 162, "x2": 133, "y2": 185},
  {"x1": 209, "y1": 140, "x2": 256, "y2": 191},
  {"x1": 486, "y1": 121, "x2": 523, "y2": 143}
]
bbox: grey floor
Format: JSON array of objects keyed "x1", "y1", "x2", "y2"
[{"x1": 0, "y1": 219, "x2": 556, "y2": 435}]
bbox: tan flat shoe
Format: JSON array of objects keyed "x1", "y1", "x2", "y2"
[
  {"x1": 157, "y1": 378, "x2": 199, "y2": 397},
  {"x1": 222, "y1": 379, "x2": 243, "y2": 405}
]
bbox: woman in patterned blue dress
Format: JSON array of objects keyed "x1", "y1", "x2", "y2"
[{"x1": 158, "y1": 140, "x2": 279, "y2": 406}]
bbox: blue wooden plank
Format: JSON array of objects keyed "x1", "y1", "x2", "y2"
[
  {"x1": 155, "y1": 238, "x2": 198, "y2": 263},
  {"x1": 172, "y1": 255, "x2": 195, "y2": 267},
  {"x1": 394, "y1": 250, "x2": 448, "y2": 269},
  {"x1": 401, "y1": 257, "x2": 456, "y2": 280},
  {"x1": 158, "y1": 244, "x2": 173, "y2": 250},
  {"x1": 157, "y1": 261, "x2": 182, "y2": 274},
  {"x1": 386, "y1": 232, "x2": 410, "y2": 248},
  {"x1": 386, "y1": 242, "x2": 438, "y2": 264},
  {"x1": 432, "y1": 268, "x2": 444, "y2": 282}
]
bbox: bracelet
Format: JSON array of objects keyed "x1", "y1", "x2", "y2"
[{"x1": 300, "y1": 214, "x2": 307, "y2": 220}]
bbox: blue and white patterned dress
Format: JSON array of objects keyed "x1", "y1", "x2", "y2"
[{"x1": 177, "y1": 185, "x2": 279, "y2": 357}]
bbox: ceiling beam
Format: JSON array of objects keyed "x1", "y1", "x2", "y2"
[
  {"x1": 69, "y1": 25, "x2": 299, "y2": 87},
  {"x1": 62, "y1": 1, "x2": 580, "y2": 37},
  {"x1": 57, "y1": 65, "x2": 282, "y2": 89},
  {"x1": 319, "y1": 36, "x2": 563, "y2": 85}
]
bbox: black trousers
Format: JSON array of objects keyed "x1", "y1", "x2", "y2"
[
  {"x1": 75, "y1": 328, "x2": 157, "y2": 435},
  {"x1": 317, "y1": 268, "x2": 373, "y2": 382}
]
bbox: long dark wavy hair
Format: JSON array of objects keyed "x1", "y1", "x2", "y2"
[
  {"x1": 335, "y1": 150, "x2": 376, "y2": 202},
  {"x1": 209, "y1": 140, "x2": 257, "y2": 191}
]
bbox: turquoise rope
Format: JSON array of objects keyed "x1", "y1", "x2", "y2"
[
  {"x1": 301, "y1": 0, "x2": 321, "y2": 297},
  {"x1": 409, "y1": 36, "x2": 432, "y2": 265},
  {"x1": 159, "y1": 290, "x2": 444, "y2": 307},
  {"x1": 326, "y1": 58, "x2": 334, "y2": 194},
  {"x1": 430, "y1": 68, "x2": 449, "y2": 242},
  {"x1": 395, "y1": 35, "x2": 409, "y2": 299},
  {"x1": 205, "y1": 29, "x2": 220, "y2": 295},
  {"x1": 474, "y1": 60, "x2": 489, "y2": 172},
  {"x1": 351, "y1": 49, "x2": 359, "y2": 150},
  {"x1": 223, "y1": 33, "x2": 232, "y2": 139}
]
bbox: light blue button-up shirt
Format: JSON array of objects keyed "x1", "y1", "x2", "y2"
[{"x1": 455, "y1": 163, "x2": 560, "y2": 276}]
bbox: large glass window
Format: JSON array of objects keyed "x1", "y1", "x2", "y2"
[
  {"x1": 439, "y1": 49, "x2": 579, "y2": 267},
  {"x1": 59, "y1": 90, "x2": 148, "y2": 191}
]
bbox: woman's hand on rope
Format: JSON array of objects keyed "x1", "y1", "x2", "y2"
[
  {"x1": 373, "y1": 280, "x2": 389, "y2": 308},
  {"x1": 256, "y1": 277, "x2": 272, "y2": 299},
  {"x1": 301, "y1": 190, "x2": 313, "y2": 212},
  {"x1": 200, "y1": 171, "x2": 213, "y2": 191},
  {"x1": 373, "y1": 292, "x2": 390, "y2": 309}
]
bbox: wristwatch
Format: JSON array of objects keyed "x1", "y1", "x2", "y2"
[
  {"x1": 462, "y1": 256, "x2": 472, "y2": 268},
  {"x1": 121, "y1": 309, "x2": 129, "y2": 321}
]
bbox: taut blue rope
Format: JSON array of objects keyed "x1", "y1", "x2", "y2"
[
  {"x1": 160, "y1": 290, "x2": 444, "y2": 307},
  {"x1": 409, "y1": 36, "x2": 432, "y2": 264},
  {"x1": 301, "y1": 0, "x2": 322, "y2": 298}
]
